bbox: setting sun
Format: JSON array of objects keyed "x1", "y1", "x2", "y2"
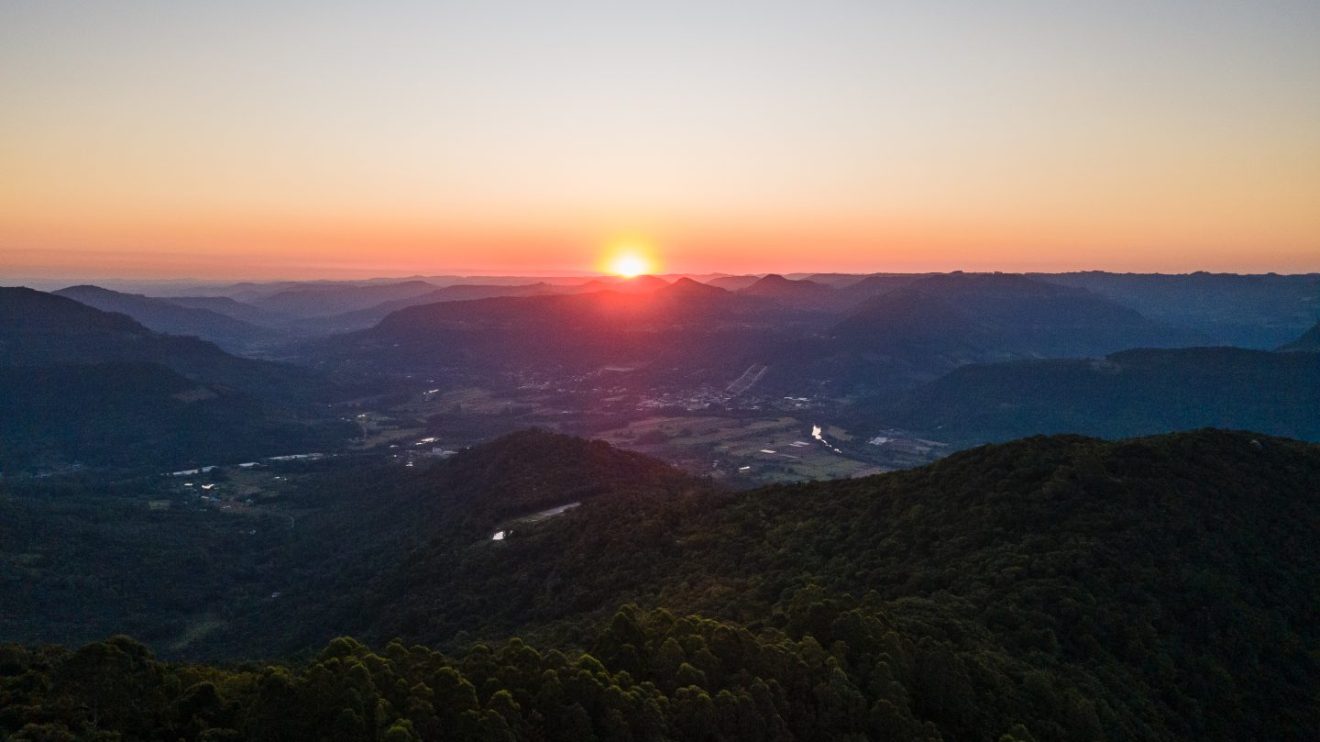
[{"x1": 603, "y1": 243, "x2": 657, "y2": 278}]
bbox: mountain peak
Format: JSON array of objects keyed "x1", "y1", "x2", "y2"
[
  {"x1": 661, "y1": 276, "x2": 729, "y2": 297},
  {"x1": 0, "y1": 286, "x2": 145, "y2": 334},
  {"x1": 741, "y1": 274, "x2": 829, "y2": 296},
  {"x1": 424, "y1": 429, "x2": 698, "y2": 524}
]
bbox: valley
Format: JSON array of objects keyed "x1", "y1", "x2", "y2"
[
  {"x1": 7, "y1": 6, "x2": 1319, "y2": 736},
  {"x1": 3, "y1": 271, "x2": 1319, "y2": 741},
  {"x1": 3, "y1": 428, "x2": 1318, "y2": 740}
]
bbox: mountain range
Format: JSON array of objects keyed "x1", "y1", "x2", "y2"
[
  {"x1": 0, "y1": 287, "x2": 350, "y2": 470},
  {"x1": 762, "y1": 273, "x2": 1204, "y2": 397},
  {"x1": 1038, "y1": 271, "x2": 1320, "y2": 348},
  {"x1": 306, "y1": 278, "x2": 820, "y2": 388},
  {"x1": 53, "y1": 284, "x2": 278, "y2": 352},
  {"x1": 878, "y1": 346, "x2": 1320, "y2": 445}
]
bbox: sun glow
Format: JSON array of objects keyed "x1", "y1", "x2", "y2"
[{"x1": 603, "y1": 243, "x2": 657, "y2": 278}]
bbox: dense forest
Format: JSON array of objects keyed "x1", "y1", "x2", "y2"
[{"x1": 2, "y1": 429, "x2": 1317, "y2": 739}]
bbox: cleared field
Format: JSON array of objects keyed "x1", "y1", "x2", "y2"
[{"x1": 597, "y1": 415, "x2": 887, "y2": 484}]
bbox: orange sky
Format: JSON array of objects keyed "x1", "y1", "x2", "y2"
[{"x1": 3, "y1": 2, "x2": 1319, "y2": 280}]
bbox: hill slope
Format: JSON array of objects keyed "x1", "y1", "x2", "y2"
[
  {"x1": 738, "y1": 274, "x2": 838, "y2": 309},
  {"x1": 0, "y1": 363, "x2": 345, "y2": 471},
  {"x1": 1039, "y1": 271, "x2": 1320, "y2": 348},
  {"x1": 0, "y1": 287, "x2": 349, "y2": 469},
  {"x1": 834, "y1": 273, "x2": 1199, "y2": 357},
  {"x1": 300, "y1": 282, "x2": 564, "y2": 333},
  {"x1": 3, "y1": 287, "x2": 274, "y2": 385},
  {"x1": 3, "y1": 429, "x2": 1317, "y2": 740},
  {"x1": 766, "y1": 273, "x2": 1200, "y2": 396},
  {"x1": 882, "y1": 347, "x2": 1320, "y2": 445},
  {"x1": 250, "y1": 280, "x2": 440, "y2": 317},
  {"x1": 54, "y1": 284, "x2": 276, "y2": 351},
  {"x1": 160, "y1": 294, "x2": 293, "y2": 328},
  {"x1": 1280, "y1": 320, "x2": 1320, "y2": 352},
  {"x1": 309, "y1": 285, "x2": 819, "y2": 388},
  {"x1": 362, "y1": 430, "x2": 1320, "y2": 739}
]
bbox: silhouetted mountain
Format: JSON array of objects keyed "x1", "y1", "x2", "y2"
[
  {"x1": 571, "y1": 274, "x2": 671, "y2": 294},
  {"x1": 3, "y1": 287, "x2": 230, "y2": 369},
  {"x1": 767, "y1": 273, "x2": 1201, "y2": 396},
  {"x1": 1039, "y1": 271, "x2": 1320, "y2": 348},
  {"x1": 742, "y1": 273, "x2": 827, "y2": 295},
  {"x1": 0, "y1": 287, "x2": 350, "y2": 469},
  {"x1": 834, "y1": 272, "x2": 926, "y2": 299},
  {"x1": 737, "y1": 274, "x2": 839, "y2": 310},
  {"x1": 705, "y1": 274, "x2": 762, "y2": 291},
  {"x1": 882, "y1": 347, "x2": 1320, "y2": 444},
  {"x1": 658, "y1": 276, "x2": 731, "y2": 300},
  {"x1": 311, "y1": 285, "x2": 817, "y2": 386},
  {"x1": 163, "y1": 294, "x2": 293, "y2": 328},
  {"x1": 1280, "y1": 320, "x2": 1320, "y2": 352},
  {"x1": 2, "y1": 287, "x2": 318, "y2": 393},
  {"x1": 831, "y1": 287, "x2": 987, "y2": 354},
  {"x1": 54, "y1": 285, "x2": 276, "y2": 351},
  {"x1": 839, "y1": 273, "x2": 1198, "y2": 352},
  {"x1": 250, "y1": 280, "x2": 440, "y2": 317},
  {"x1": 801, "y1": 272, "x2": 874, "y2": 287},
  {"x1": 292, "y1": 282, "x2": 565, "y2": 334}
]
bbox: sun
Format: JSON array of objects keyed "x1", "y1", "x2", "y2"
[
  {"x1": 602, "y1": 242, "x2": 657, "y2": 278},
  {"x1": 609, "y1": 252, "x2": 650, "y2": 278}
]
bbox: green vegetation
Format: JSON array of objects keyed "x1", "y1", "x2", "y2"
[
  {"x1": 0, "y1": 363, "x2": 349, "y2": 471},
  {"x1": 879, "y1": 347, "x2": 1320, "y2": 445},
  {"x1": 2, "y1": 428, "x2": 1317, "y2": 739}
]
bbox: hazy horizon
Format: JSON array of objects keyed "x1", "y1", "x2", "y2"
[
  {"x1": 5, "y1": 1, "x2": 1320, "y2": 279},
  {"x1": 8, "y1": 266, "x2": 1320, "y2": 295}
]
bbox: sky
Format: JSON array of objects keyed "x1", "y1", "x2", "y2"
[{"x1": 2, "y1": 0, "x2": 1319, "y2": 280}]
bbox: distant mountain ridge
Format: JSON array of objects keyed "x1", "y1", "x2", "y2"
[
  {"x1": 162, "y1": 294, "x2": 294, "y2": 327},
  {"x1": 1038, "y1": 271, "x2": 1320, "y2": 348},
  {"x1": 740, "y1": 273, "x2": 829, "y2": 296},
  {"x1": 834, "y1": 273, "x2": 1201, "y2": 353},
  {"x1": 3, "y1": 287, "x2": 236, "y2": 371},
  {"x1": 53, "y1": 284, "x2": 276, "y2": 351},
  {"x1": 310, "y1": 281, "x2": 819, "y2": 386},
  {"x1": 250, "y1": 280, "x2": 441, "y2": 317},
  {"x1": 763, "y1": 273, "x2": 1203, "y2": 396},
  {"x1": 290, "y1": 282, "x2": 565, "y2": 333},
  {"x1": 0, "y1": 287, "x2": 350, "y2": 470},
  {"x1": 881, "y1": 346, "x2": 1320, "y2": 445},
  {"x1": 705, "y1": 274, "x2": 762, "y2": 291},
  {"x1": 737, "y1": 273, "x2": 844, "y2": 310}
]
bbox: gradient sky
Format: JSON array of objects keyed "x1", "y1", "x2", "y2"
[{"x1": 3, "y1": 0, "x2": 1319, "y2": 279}]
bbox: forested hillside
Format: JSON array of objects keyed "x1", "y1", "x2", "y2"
[
  {"x1": 0, "y1": 363, "x2": 346, "y2": 471},
  {"x1": 2, "y1": 429, "x2": 1317, "y2": 740}
]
